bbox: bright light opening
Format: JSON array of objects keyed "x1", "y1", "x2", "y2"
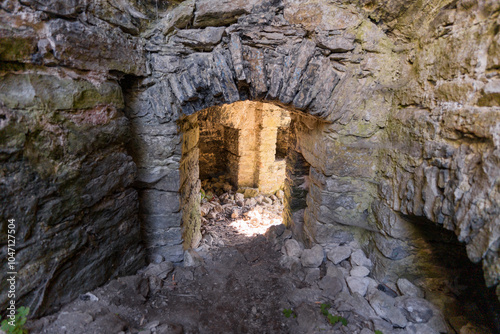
[{"x1": 229, "y1": 207, "x2": 283, "y2": 237}]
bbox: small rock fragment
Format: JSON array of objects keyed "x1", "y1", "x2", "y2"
[
  {"x1": 346, "y1": 276, "x2": 370, "y2": 296},
  {"x1": 327, "y1": 245, "x2": 352, "y2": 264},
  {"x1": 284, "y1": 239, "x2": 304, "y2": 258},
  {"x1": 184, "y1": 249, "x2": 204, "y2": 267},
  {"x1": 350, "y1": 265, "x2": 370, "y2": 277},
  {"x1": 319, "y1": 276, "x2": 343, "y2": 296},
  {"x1": 397, "y1": 278, "x2": 424, "y2": 298},
  {"x1": 350, "y1": 249, "x2": 373, "y2": 268},
  {"x1": 304, "y1": 268, "x2": 320, "y2": 284},
  {"x1": 231, "y1": 208, "x2": 240, "y2": 218},
  {"x1": 301, "y1": 244, "x2": 324, "y2": 268},
  {"x1": 397, "y1": 297, "x2": 434, "y2": 324}
]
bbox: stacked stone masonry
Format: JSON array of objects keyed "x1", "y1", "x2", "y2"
[
  {"x1": 1, "y1": 0, "x2": 500, "y2": 316},
  {"x1": 197, "y1": 101, "x2": 290, "y2": 194}
]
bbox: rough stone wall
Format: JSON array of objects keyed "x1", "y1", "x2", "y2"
[
  {"x1": 0, "y1": 0, "x2": 152, "y2": 316},
  {"x1": 366, "y1": 0, "x2": 500, "y2": 292},
  {"x1": 130, "y1": 0, "x2": 500, "y2": 298},
  {"x1": 256, "y1": 104, "x2": 291, "y2": 194},
  {"x1": 2, "y1": 0, "x2": 500, "y2": 315},
  {"x1": 198, "y1": 108, "x2": 227, "y2": 179},
  {"x1": 196, "y1": 102, "x2": 290, "y2": 193},
  {"x1": 179, "y1": 115, "x2": 202, "y2": 252}
]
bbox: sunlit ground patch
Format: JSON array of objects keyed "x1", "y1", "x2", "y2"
[{"x1": 229, "y1": 208, "x2": 283, "y2": 237}]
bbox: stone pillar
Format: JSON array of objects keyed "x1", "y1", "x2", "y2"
[
  {"x1": 131, "y1": 121, "x2": 185, "y2": 263},
  {"x1": 234, "y1": 126, "x2": 258, "y2": 187},
  {"x1": 179, "y1": 115, "x2": 202, "y2": 251},
  {"x1": 256, "y1": 103, "x2": 290, "y2": 194}
]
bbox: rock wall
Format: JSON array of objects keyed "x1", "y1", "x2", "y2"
[
  {"x1": 2, "y1": 0, "x2": 500, "y2": 315},
  {"x1": 0, "y1": 0, "x2": 151, "y2": 316},
  {"x1": 372, "y1": 0, "x2": 500, "y2": 292},
  {"x1": 198, "y1": 108, "x2": 227, "y2": 180},
  {"x1": 127, "y1": 0, "x2": 500, "y2": 300}
]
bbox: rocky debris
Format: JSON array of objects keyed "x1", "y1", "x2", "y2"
[
  {"x1": 397, "y1": 297, "x2": 434, "y2": 324},
  {"x1": 276, "y1": 233, "x2": 455, "y2": 333},
  {"x1": 30, "y1": 200, "x2": 477, "y2": 334},
  {"x1": 3, "y1": 0, "x2": 500, "y2": 322}
]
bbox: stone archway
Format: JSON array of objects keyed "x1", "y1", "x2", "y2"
[
  {"x1": 127, "y1": 17, "x2": 352, "y2": 263},
  {"x1": 123, "y1": 0, "x2": 500, "y2": 305}
]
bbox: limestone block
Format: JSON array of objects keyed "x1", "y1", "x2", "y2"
[
  {"x1": 173, "y1": 27, "x2": 225, "y2": 51},
  {"x1": 318, "y1": 276, "x2": 343, "y2": 297},
  {"x1": 397, "y1": 278, "x2": 424, "y2": 298},
  {"x1": 350, "y1": 249, "x2": 373, "y2": 268},
  {"x1": 140, "y1": 213, "x2": 182, "y2": 229},
  {"x1": 212, "y1": 50, "x2": 240, "y2": 104},
  {"x1": 125, "y1": 81, "x2": 181, "y2": 123},
  {"x1": 130, "y1": 134, "x2": 179, "y2": 167},
  {"x1": 90, "y1": 0, "x2": 148, "y2": 35},
  {"x1": 307, "y1": 181, "x2": 377, "y2": 231},
  {"x1": 45, "y1": 19, "x2": 147, "y2": 75},
  {"x1": 243, "y1": 46, "x2": 268, "y2": 98},
  {"x1": 151, "y1": 244, "x2": 184, "y2": 263},
  {"x1": 144, "y1": 227, "x2": 183, "y2": 247},
  {"x1": 373, "y1": 233, "x2": 410, "y2": 261},
  {"x1": 346, "y1": 276, "x2": 370, "y2": 296},
  {"x1": 327, "y1": 245, "x2": 352, "y2": 265},
  {"x1": 194, "y1": 0, "x2": 259, "y2": 27},
  {"x1": 284, "y1": 239, "x2": 304, "y2": 258},
  {"x1": 139, "y1": 190, "x2": 180, "y2": 214},
  {"x1": 229, "y1": 33, "x2": 246, "y2": 82},
  {"x1": 293, "y1": 57, "x2": 340, "y2": 111},
  {"x1": 136, "y1": 167, "x2": 181, "y2": 192},
  {"x1": 335, "y1": 292, "x2": 378, "y2": 320},
  {"x1": 315, "y1": 34, "x2": 355, "y2": 53},
  {"x1": 303, "y1": 211, "x2": 355, "y2": 246},
  {"x1": 368, "y1": 290, "x2": 408, "y2": 328},
  {"x1": 21, "y1": 0, "x2": 84, "y2": 17},
  {"x1": 280, "y1": 40, "x2": 317, "y2": 104},
  {"x1": 350, "y1": 266, "x2": 370, "y2": 277},
  {"x1": 0, "y1": 11, "x2": 38, "y2": 62},
  {"x1": 396, "y1": 296, "x2": 434, "y2": 324},
  {"x1": 283, "y1": 0, "x2": 361, "y2": 32},
  {"x1": 0, "y1": 74, "x2": 124, "y2": 110},
  {"x1": 372, "y1": 200, "x2": 416, "y2": 240},
  {"x1": 155, "y1": 0, "x2": 195, "y2": 35}
]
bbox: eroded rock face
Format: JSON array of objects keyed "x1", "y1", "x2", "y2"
[
  {"x1": 1, "y1": 0, "x2": 500, "y2": 319},
  {"x1": 0, "y1": 1, "x2": 149, "y2": 316}
]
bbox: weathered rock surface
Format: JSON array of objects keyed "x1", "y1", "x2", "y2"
[
  {"x1": 2, "y1": 0, "x2": 500, "y2": 330},
  {"x1": 29, "y1": 223, "x2": 455, "y2": 334}
]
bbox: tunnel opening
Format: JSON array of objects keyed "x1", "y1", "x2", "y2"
[
  {"x1": 178, "y1": 101, "x2": 298, "y2": 249},
  {"x1": 401, "y1": 215, "x2": 500, "y2": 333}
]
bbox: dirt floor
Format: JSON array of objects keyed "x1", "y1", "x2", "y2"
[{"x1": 25, "y1": 186, "x2": 493, "y2": 334}]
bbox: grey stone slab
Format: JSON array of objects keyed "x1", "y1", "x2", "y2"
[
  {"x1": 280, "y1": 39, "x2": 316, "y2": 104},
  {"x1": 139, "y1": 190, "x2": 181, "y2": 214},
  {"x1": 229, "y1": 33, "x2": 247, "y2": 82}
]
